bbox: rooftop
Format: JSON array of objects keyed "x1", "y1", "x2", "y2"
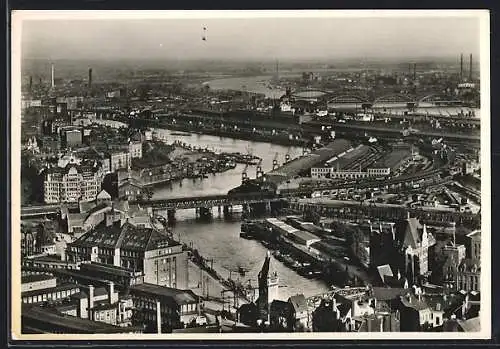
[
  {"x1": 458, "y1": 317, "x2": 481, "y2": 332},
  {"x1": 80, "y1": 261, "x2": 142, "y2": 278},
  {"x1": 130, "y1": 283, "x2": 199, "y2": 306},
  {"x1": 22, "y1": 283, "x2": 80, "y2": 298},
  {"x1": 266, "y1": 139, "x2": 352, "y2": 182},
  {"x1": 371, "y1": 148, "x2": 412, "y2": 170},
  {"x1": 288, "y1": 294, "x2": 307, "y2": 313},
  {"x1": 27, "y1": 255, "x2": 65, "y2": 263},
  {"x1": 22, "y1": 273, "x2": 55, "y2": 284},
  {"x1": 22, "y1": 305, "x2": 139, "y2": 333},
  {"x1": 400, "y1": 294, "x2": 430, "y2": 311},
  {"x1": 288, "y1": 229, "x2": 322, "y2": 243},
  {"x1": 70, "y1": 221, "x2": 179, "y2": 252}
]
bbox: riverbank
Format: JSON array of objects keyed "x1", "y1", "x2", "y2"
[{"x1": 156, "y1": 122, "x2": 309, "y2": 147}]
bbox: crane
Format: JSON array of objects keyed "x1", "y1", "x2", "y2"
[
  {"x1": 256, "y1": 158, "x2": 263, "y2": 179},
  {"x1": 272, "y1": 152, "x2": 279, "y2": 170},
  {"x1": 242, "y1": 163, "x2": 249, "y2": 183},
  {"x1": 242, "y1": 145, "x2": 253, "y2": 183}
]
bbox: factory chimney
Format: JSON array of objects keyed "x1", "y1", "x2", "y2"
[
  {"x1": 408, "y1": 63, "x2": 411, "y2": 77},
  {"x1": 469, "y1": 54, "x2": 473, "y2": 81},
  {"x1": 29, "y1": 76, "x2": 33, "y2": 91},
  {"x1": 413, "y1": 63, "x2": 417, "y2": 81},
  {"x1": 156, "y1": 300, "x2": 162, "y2": 334},
  {"x1": 88, "y1": 68, "x2": 93, "y2": 88},
  {"x1": 460, "y1": 54, "x2": 463, "y2": 81},
  {"x1": 51, "y1": 63, "x2": 55, "y2": 89}
]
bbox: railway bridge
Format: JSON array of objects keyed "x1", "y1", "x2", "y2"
[{"x1": 288, "y1": 199, "x2": 480, "y2": 228}]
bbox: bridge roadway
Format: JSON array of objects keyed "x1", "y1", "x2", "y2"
[{"x1": 130, "y1": 193, "x2": 286, "y2": 210}]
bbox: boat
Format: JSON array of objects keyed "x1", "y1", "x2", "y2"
[{"x1": 240, "y1": 232, "x2": 254, "y2": 239}]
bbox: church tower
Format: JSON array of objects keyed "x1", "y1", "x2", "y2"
[{"x1": 257, "y1": 251, "x2": 279, "y2": 322}]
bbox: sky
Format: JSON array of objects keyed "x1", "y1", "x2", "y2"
[{"x1": 19, "y1": 13, "x2": 482, "y2": 62}]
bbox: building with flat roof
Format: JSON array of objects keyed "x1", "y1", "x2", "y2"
[{"x1": 129, "y1": 283, "x2": 201, "y2": 331}]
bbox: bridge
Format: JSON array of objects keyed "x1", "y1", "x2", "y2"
[
  {"x1": 288, "y1": 199, "x2": 480, "y2": 228},
  {"x1": 130, "y1": 193, "x2": 288, "y2": 210}
]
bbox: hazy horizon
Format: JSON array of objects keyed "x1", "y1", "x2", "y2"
[{"x1": 21, "y1": 16, "x2": 481, "y2": 62}]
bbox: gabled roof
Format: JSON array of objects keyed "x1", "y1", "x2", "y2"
[
  {"x1": 270, "y1": 300, "x2": 293, "y2": 314},
  {"x1": 258, "y1": 251, "x2": 277, "y2": 282},
  {"x1": 457, "y1": 317, "x2": 481, "y2": 332},
  {"x1": 69, "y1": 220, "x2": 178, "y2": 252},
  {"x1": 337, "y1": 302, "x2": 351, "y2": 318},
  {"x1": 376, "y1": 264, "x2": 393, "y2": 283},
  {"x1": 288, "y1": 294, "x2": 307, "y2": 313},
  {"x1": 402, "y1": 218, "x2": 423, "y2": 249},
  {"x1": 96, "y1": 189, "x2": 111, "y2": 200}
]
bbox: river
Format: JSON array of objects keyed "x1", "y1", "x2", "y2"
[{"x1": 150, "y1": 129, "x2": 331, "y2": 300}]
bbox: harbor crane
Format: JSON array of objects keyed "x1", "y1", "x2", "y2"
[{"x1": 272, "y1": 152, "x2": 279, "y2": 170}]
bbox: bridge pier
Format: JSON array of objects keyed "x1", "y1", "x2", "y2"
[
  {"x1": 223, "y1": 205, "x2": 232, "y2": 218},
  {"x1": 167, "y1": 209, "x2": 176, "y2": 225},
  {"x1": 199, "y1": 207, "x2": 212, "y2": 220},
  {"x1": 217, "y1": 205, "x2": 222, "y2": 217}
]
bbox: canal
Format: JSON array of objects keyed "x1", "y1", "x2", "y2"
[{"x1": 150, "y1": 129, "x2": 331, "y2": 300}]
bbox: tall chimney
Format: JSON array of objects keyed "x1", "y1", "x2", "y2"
[
  {"x1": 460, "y1": 54, "x2": 463, "y2": 81},
  {"x1": 408, "y1": 63, "x2": 411, "y2": 77},
  {"x1": 413, "y1": 63, "x2": 417, "y2": 81},
  {"x1": 156, "y1": 300, "x2": 162, "y2": 334},
  {"x1": 51, "y1": 63, "x2": 55, "y2": 89},
  {"x1": 469, "y1": 54, "x2": 473, "y2": 81},
  {"x1": 88, "y1": 68, "x2": 93, "y2": 88},
  {"x1": 108, "y1": 281, "x2": 117, "y2": 304},
  {"x1": 29, "y1": 76, "x2": 33, "y2": 91},
  {"x1": 88, "y1": 285, "x2": 95, "y2": 318}
]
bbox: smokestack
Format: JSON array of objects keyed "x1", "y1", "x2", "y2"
[
  {"x1": 51, "y1": 63, "x2": 55, "y2": 89},
  {"x1": 460, "y1": 54, "x2": 463, "y2": 81},
  {"x1": 88, "y1": 285, "x2": 95, "y2": 317},
  {"x1": 88, "y1": 68, "x2": 93, "y2": 88},
  {"x1": 29, "y1": 76, "x2": 33, "y2": 91},
  {"x1": 156, "y1": 300, "x2": 162, "y2": 334},
  {"x1": 108, "y1": 281, "x2": 117, "y2": 304},
  {"x1": 469, "y1": 54, "x2": 473, "y2": 81},
  {"x1": 413, "y1": 63, "x2": 416, "y2": 80},
  {"x1": 408, "y1": 63, "x2": 411, "y2": 77}
]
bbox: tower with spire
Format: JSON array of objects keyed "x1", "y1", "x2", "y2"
[{"x1": 257, "y1": 251, "x2": 279, "y2": 322}]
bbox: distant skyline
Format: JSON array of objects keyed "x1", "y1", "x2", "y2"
[{"x1": 19, "y1": 12, "x2": 482, "y2": 62}]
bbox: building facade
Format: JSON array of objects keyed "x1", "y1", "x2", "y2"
[
  {"x1": 257, "y1": 251, "x2": 279, "y2": 323},
  {"x1": 109, "y1": 151, "x2": 131, "y2": 173},
  {"x1": 66, "y1": 218, "x2": 189, "y2": 290},
  {"x1": 43, "y1": 165, "x2": 102, "y2": 204}
]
